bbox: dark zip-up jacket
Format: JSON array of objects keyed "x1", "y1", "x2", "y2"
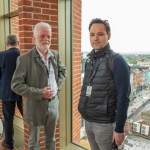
[
  {"x1": 78, "y1": 43, "x2": 130, "y2": 133},
  {"x1": 0, "y1": 47, "x2": 22, "y2": 101}
]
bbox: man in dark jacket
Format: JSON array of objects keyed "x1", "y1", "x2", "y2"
[
  {"x1": 78, "y1": 18, "x2": 130, "y2": 150},
  {"x1": 0, "y1": 34, "x2": 23, "y2": 149}
]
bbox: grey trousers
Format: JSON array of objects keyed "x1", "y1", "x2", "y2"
[
  {"x1": 28, "y1": 98, "x2": 59, "y2": 150},
  {"x1": 85, "y1": 120, "x2": 115, "y2": 150}
]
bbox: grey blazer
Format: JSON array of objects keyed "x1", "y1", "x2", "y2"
[{"x1": 11, "y1": 47, "x2": 67, "y2": 126}]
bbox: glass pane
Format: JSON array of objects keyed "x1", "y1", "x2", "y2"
[
  {"x1": 9, "y1": 2, "x2": 24, "y2": 149},
  {"x1": 74, "y1": 0, "x2": 150, "y2": 150},
  {"x1": 11, "y1": 16, "x2": 19, "y2": 39},
  {"x1": 10, "y1": 16, "x2": 22, "y2": 120}
]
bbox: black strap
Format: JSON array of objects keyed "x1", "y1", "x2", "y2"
[
  {"x1": 89, "y1": 57, "x2": 103, "y2": 85},
  {"x1": 35, "y1": 49, "x2": 51, "y2": 76},
  {"x1": 112, "y1": 141, "x2": 118, "y2": 150}
]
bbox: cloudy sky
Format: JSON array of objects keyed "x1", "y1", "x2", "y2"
[{"x1": 82, "y1": 0, "x2": 150, "y2": 54}]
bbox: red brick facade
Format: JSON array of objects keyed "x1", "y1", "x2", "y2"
[
  {"x1": 72, "y1": 0, "x2": 82, "y2": 144},
  {"x1": 19, "y1": 0, "x2": 58, "y2": 54},
  {"x1": 10, "y1": 0, "x2": 18, "y2": 11}
]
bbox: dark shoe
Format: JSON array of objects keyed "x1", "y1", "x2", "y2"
[{"x1": 2, "y1": 141, "x2": 14, "y2": 150}]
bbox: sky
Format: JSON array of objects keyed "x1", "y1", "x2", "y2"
[{"x1": 82, "y1": 0, "x2": 150, "y2": 54}]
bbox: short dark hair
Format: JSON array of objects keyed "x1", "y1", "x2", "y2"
[
  {"x1": 6, "y1": 34, "x2": 18, "y2": 45},
  {"x1": 89, "y1": 18, "x2": 111, "y2": 34}
]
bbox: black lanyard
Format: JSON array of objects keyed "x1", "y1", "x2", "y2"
[
  {"x1": 36, "y1": 49, "x2": 51, "y2": 76},
  {"x1": 88, "y1": 57, "x2": 103, "y2": 85}
]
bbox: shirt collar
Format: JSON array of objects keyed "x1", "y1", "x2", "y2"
[
  {"x1": 87, "y1": 43, "x2": 111, "y2": 59},
  {"x1": 36, "y1": 47, "x2": 51, "y2": 60},
  {"x1": 7, "y1": 46, "x2": 18, "y2": 50}
]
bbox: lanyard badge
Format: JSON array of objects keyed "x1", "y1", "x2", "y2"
[
  {"x1": 85, "y1": 57, "x2": 103, "y2": 97},
  {"x1": 86, "y1": 86, "x2": 92, "y2": 97}
]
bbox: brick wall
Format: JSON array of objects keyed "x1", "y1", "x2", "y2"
[
  {"x1": 10, "y1": 0, "x2": 18, "y2": 11},
  {"x1": 72, "y1": 0, "x2": 82, "y2": 144},
  {"x1": 19, "y1": 0, "x2": 58, "y2": 54}
]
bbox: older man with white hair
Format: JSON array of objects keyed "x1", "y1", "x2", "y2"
[{"x1": 11, "y1": 22, "x2": 67, "y2": 150}]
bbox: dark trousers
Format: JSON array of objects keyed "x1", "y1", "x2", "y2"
[{"x1": 2, "y1": 100, "x2": 23, "y2": 148}]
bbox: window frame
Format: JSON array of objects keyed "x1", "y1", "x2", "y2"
[
  {"x1": 0, "y1": 0, "x2": 10, "y2": 50},
  {"x1": 58, "y1": 0, "x2": 84, "y2": 149}
]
